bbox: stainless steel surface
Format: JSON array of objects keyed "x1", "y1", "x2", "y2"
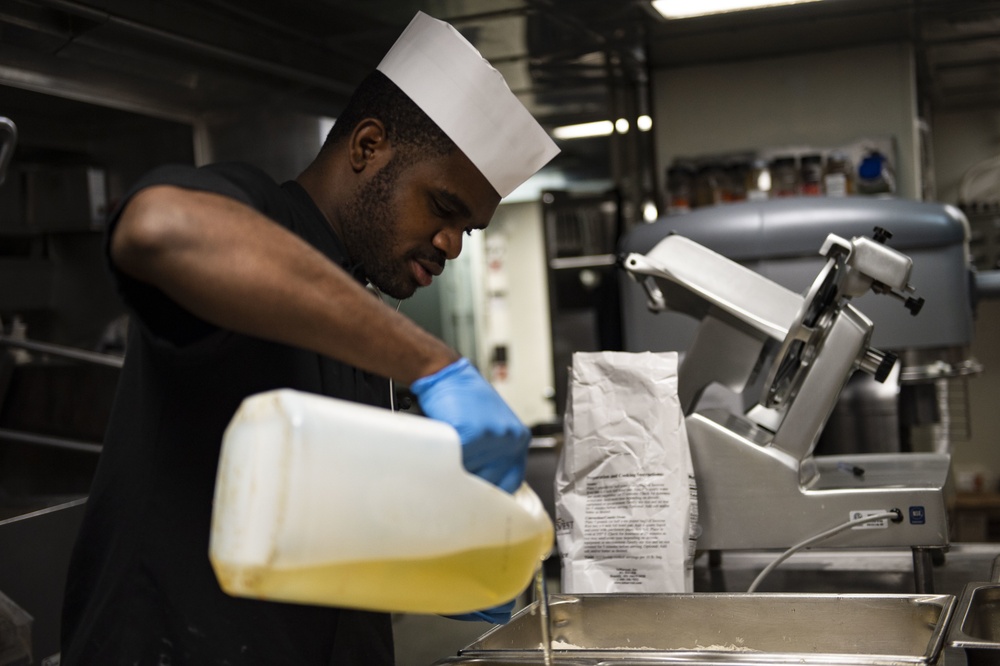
[
  {"x1": 942, "y1": 556, "x2": 1000, "y2": 663},
  {"x1": 440, "y1": 592, "x2": 954, "y2": 665},
  {"x1": 686, "y1": 412, "x2": 951, "y2": 550},
  {"x1": 897, "y1": 348, "x2": 982, "y2": 454},
  {"x1": 0, "y1": 335, "x2": 124, "y2": 369},
  {"x1": 974, "y1": 270, "x2": 1000, "y2": 298},
  {"x1": 0, "y1": 427, "x2": 101, "y2": 455},
  {"x1": 692, "y1": 545, "x2": 998, "y2": 596},
  {"x1": 621, "y1": 229, "x2": 950, "y2": 553},
  {"x1": 401, "y1": 545, "x2": 999, "y2": 666},
  {"x1": 899, "y1": 348, "x2": 984, "y2": 383},
  {"x1": 0, "y1": 498, "x2": 87, "y2": 664},
  {"x1": 949, "y1": 583, "x2": 1000, "y2": 646},
  {"x1": 914, "y1": 548, "x2": 937, "y2": 595}
]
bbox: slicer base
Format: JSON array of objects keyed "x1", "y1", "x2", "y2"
[{"x1": 688, "y1": 411, "x2": 952, "y2": 552}]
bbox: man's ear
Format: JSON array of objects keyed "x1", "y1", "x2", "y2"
[{"x1": 348, "y1": 119, "x2": 392, "y2": 173}]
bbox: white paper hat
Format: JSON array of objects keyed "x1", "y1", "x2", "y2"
[{"x1": 377, "y1": 11, "x2": 559, "y2": 198}]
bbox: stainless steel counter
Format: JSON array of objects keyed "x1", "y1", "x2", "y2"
[
  {"x1": 0, "y1": 498, "x2": 87, "y2": 664},
  {"x1": 692, "y1": 544, "x2": 999, "y2": 597},
  {"x1": 691, "y1": 546, "x2": 1000, "y2": 665},
  {"x1": 423, "y1": 545, "x2": 1000, "y2": 666},
  {"x1": 448, "y1": 592, "x2": 956, "y2": 665}
]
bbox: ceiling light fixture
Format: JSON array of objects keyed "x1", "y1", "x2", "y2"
[
  {"x1": 651, "y1": 0, "x2": 823, "y2": 20},
  {"x1": 642, "y1": 200, "x2": 659, "y2": 222},
  {"x1": 552, "y1": 120, "x2": 614, "y2": 140}
]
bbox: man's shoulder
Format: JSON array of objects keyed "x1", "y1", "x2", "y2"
[
  {"x1": 127, "y1": 161, "x2": 273, "y2": 208},
  {"x1": 201, "y1": 162, "x2": 279, "y2": 192}
]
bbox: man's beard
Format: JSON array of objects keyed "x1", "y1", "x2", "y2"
[{"x1": 338, "y1": 160, "x2": 445, "y2": 300}]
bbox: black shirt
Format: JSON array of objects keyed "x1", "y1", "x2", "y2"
[{"x1": 61, "y1": 163, "x2": 395, "y2": 665}]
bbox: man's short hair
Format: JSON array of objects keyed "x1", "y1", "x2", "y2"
[{"x1": 323, "y1": 70, "x2": 456, "y2": 164}]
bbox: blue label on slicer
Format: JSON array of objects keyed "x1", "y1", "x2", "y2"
[{"x1": 909, "y1": 506, "x2": 926, "y2": 525}]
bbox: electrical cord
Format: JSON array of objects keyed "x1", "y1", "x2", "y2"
[
  {"x1": 746, "y1": 509, "x2": 901, "y2": 593},
  {"x1": 390, "y1": 298, "x2": 401, "y2": 411},
  {"x1": 366, "y1": 282, "x2": 403, "y2": 412},
  {"x1": 387, "y1": 297, "x2": 402, "y2": 412}
]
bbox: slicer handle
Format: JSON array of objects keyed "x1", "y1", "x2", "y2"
[
  {"x1": 905, "y1": 296, "x2": 925, "y2": 315},
  {"x1": 873, "y1": 226, "x2": 893, "y2": 244},
  {"x1": 860, "y1": 347, "x2": 898, "y2": 383}
]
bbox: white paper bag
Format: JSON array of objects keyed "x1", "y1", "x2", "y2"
[{"x1": 555, "y1": 351, "x2": 698, "y2": 593}]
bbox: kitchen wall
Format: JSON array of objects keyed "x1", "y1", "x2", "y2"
[
  {"x1": 652, "y1": 42, "x2": 921, "y2": 199},
  {"x1": 199, "y1": 110, "x2": 331, "y2": 182},
  {"x1": 931, "y1": 108, "x2": 1000, "y2": 206},
  {"x1": 482, "y1": 201, "x2": 556, "y2": 428}
]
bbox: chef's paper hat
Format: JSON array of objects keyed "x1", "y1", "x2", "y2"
[{"x1": 377, "y1": 11, "x2": 559, "y2": 198}]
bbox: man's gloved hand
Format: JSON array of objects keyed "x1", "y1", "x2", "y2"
[
  {"x1": 446, "y1": 598, "x2": 517, "y2": 624},
  {"x1": 410, "y1": 357, "x2": 529, "y2": 494}
]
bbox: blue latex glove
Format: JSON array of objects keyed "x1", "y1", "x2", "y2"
[
  {"x1": 446, "y1": 598, "x2": 517, "y2": 624},
  {"x1": 410, "y1": 358, "x2": 529, "y2": 494}
]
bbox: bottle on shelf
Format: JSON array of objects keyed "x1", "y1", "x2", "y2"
[
  {"x1": 856, "y1": 149, "x2": 896, "y2": 195},
  {"x1": 800, "y1": 154, "x2": 824, "y2": 196},
  {"x1": 694, "y1": 162, "x2": 727, "y2": 208},
  {"x1": 769, "y1": 156, "x2": 799, "y2": 198},
  {"x1": 665, "y1": 162, "x2": 694, "y2": 214},
  {"x1": 823, "y1": 151, "x2": 854, "y2": 197},
  {"x1": 723, "y1": 160, "x2": 749, "y2": 203},
  {"x1": 745, "y1": 158, "x2": 771, "y2": 201}
]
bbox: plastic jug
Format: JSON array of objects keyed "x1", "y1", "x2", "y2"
[{"x1": 209, "y1": 389, "x2": 554, "y2": 615}]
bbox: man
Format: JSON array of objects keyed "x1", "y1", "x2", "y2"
[{"x1": 60, "y1": 12, "x2": 559, "y2": 665}]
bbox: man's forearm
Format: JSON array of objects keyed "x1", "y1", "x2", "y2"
[{"x1": 111, "y1": 185, "x2": 459, "y2": 384}]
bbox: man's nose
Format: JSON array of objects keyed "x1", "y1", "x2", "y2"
[{"x1": 433, "y1": 226, "x2": 463, "y2": 260}]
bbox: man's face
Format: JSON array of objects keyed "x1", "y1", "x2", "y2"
[{"x1": 339, "y1": 148, "x2": 501, "y2": 300}]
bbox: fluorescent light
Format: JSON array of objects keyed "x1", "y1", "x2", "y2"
[
  {"x1": 552, "y1": 116, "x2": 651, "y2": 140},
  {"x1": 552, "y1": 120, "x2": 614, "y2": 140},
  {"x1": 651, "y1": 0, "x2": 823, "y2": 19}
]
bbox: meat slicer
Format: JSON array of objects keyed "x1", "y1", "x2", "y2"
[{"x1": 620, "y1": 207, "x2": 955, "y2": 589}]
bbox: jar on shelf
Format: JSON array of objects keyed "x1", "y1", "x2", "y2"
[
  {"x1": 769, "y1": 156, "x2": 799, "y2": 198},
  {"x1": 746, "y1": 158, "x2": 771, "y2": 201},
  {"x1": 665, "y1": 162, "x2": 694, "y2": 214},
  {"x1": 723, "y1": 160, "x2": 748, "y2": 203},
  {"x1": 800, "y1": 154, "x2": 824, "y2": 196},
  {"x1": 694, "y1": 162, "x2": 727, "y2": 208},
  {"x1": 823, "y1": 151, "x2": 854, "y2": 197}
]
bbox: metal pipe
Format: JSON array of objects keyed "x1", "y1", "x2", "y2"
[
  {"x1": 976, "y1": 269, "x2": 1000, "y2": 300},
  {"x1": 0, "y1": 428, "x2": 101, "y2": 454},
  {"x1": 0, "y1": 117, "x2": 16, "y2": 186},
  {"x1": 912, "y1": 547, "x2": 936, "y2": 594},
  {"x1": 23, "y1": 0, "x2": 357, "y2": 97},
  {"x1": 0, "y1": 336, "x2": 124, "y2": 369}
]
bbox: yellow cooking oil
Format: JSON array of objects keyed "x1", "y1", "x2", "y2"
[{"x1": 213, "y1": 531, "x2": 551, "y2": 614}]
